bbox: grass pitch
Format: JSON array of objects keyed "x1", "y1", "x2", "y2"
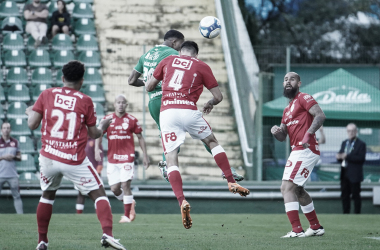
[{"x1": 0, "y1": 213, "x2": 379, "y2": 250}]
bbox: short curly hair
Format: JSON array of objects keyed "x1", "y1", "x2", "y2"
[{"x1": 62, "y1": 60, "x2": 85, "y2": 83}]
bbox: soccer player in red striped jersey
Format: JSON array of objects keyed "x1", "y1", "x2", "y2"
[
  {"x1": 146, "y1": 41, "x2": 250, "y2": 229},
  {"x1": 271, "y1": 72, "x2": 326, "y2": 238},
  {"x1": 26, "y1": 61, "x2": 126, "y2": 250}
]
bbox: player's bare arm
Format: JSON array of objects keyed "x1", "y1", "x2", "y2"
[
  {"x1": 128, "y1": 69, "x2": 145, "y2": 87},
  {"x1": 145, "y1": 76, "x2": 160, "y2": 92},
  {"x1": 203, "y1": 87, "x2": 223, "y2": 114},
  {"x1": 271, "y1": 123, "x2": 288, "y2": 142},
  {"x1": 301, "y1": 104, "x2": 326, "y2": 148},
  {"x1": 26, "y1": 106, "x2": 43, "y2": 130},
  {"x1": 88, "y1": 117, "x2": 112, "y2": 139},
  {"x1": 136, "y1": 133, "x2": 150, "y2": 169},
  {"x1": 94, "y1": 136, "x2": 103, "y2": 162}
]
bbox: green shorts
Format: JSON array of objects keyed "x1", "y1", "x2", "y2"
[{"x1": 148, "y1": 97, "x2": 162, "y2": 131}]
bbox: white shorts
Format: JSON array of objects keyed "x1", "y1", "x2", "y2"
[
  {"x1": 107, "y1": 162, "x2": 134, "y2": 186},
  {"x1": 160, "y1": 109, "x2": 212, "y2": 154},
  {"x1": 282, "y1": 148, "x2": 320, "y2": 186},
  {"x1": 39, "y1": 155, "x2": 104, "y2": 195}
]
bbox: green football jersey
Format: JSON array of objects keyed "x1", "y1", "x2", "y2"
[{"x1": 134, "y1": 45, "x2": 179, "y2": 101}]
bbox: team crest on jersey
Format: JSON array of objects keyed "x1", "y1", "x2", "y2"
[
  {"x1": 54, "y1": 94, "x2": 76, "y2": 111},
  {"x1": 286, "y1": 160, "x2": 292, "y2": 167},
  {"x1": 10, "y1": 141, "x2": 15, "y2": 147},
  {"x1": 122, "y1": 123, "x2": 129, "y2": 130},
  {"x1": 172, "y1": 58, "x2": 193, "y2": 70},
  {"x1": 123, "y1": 118, "x2": 129, "y2": 123},
  {"x1": 145, "y1": 51, "x2": 160, "y2": 60}
]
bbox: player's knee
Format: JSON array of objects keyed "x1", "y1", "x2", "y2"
[
  {"x1": 295, "y1": 186, "x2": 306, "y2": 197},
  {"x1": 110, "y1": 185, "x2": 121, "y2": 194}
]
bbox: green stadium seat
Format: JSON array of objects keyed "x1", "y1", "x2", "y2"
[
  {"x1": 52, "y1": 50, "x2": 75, "y2": 69},
  {"x1": 2, "y1": 33, "x2": 25, "y2": 50},
  {"x1": 33, "y1": 122, "x2": 42, "y2": 137},
  {"x1": 82, "y1": 84, "x2": 105, "y2": 103},
  {"x1": 72, "y1": 2, "x2": 93, "y2": 19},
  {"x1": 94, "y1": 102, "x2": 104, "y2": 125},
  {"x1": 16, "y1": 135, "x2": 36, "y2": 154},
  {"x1": 31, "y1": 84, "x2": 52, "y2": 101},
  {"x1": 0, "y1": 104, "x2": 5, "y2": 119},
  {"x1": 1, "y1": 17, "x2": 23, "y2": 34},
  {"x1": 31, "y1": 67, "x2": 53, "y2": 85},
  {"x1": 10, "y1": 0, "x2": 28, "y2": 3},
  {"x1": 0, "y1": 70, "x2": 4, "y2": 85},
  {"x1": 36, "y1": 138, "x2": 42, "y2": 152},
  {"x1": 48, "y1": 1, "x2": 57, "y2": 18},
  {"x1": 51, "y1": 33, "x2": 74, "y2": 51},
  {"x1": 9, "y1": 118, "x2": 32, "y2": 136},
  {"x1": 76, "y1": 34, "x2": 98, "y2": 52},
  {"x1": 0, "y1": 85, "x2": 6, "y2": 103},
  {"x1": 6, "y1": 67, "x2": 29, "y2": 86},
  {"x1": 0, "y1": 1, "x2": 21, "y2": 20},
  {"x1": 18, "y1": 172, "x2": 39, "y2": 183},
  {"x1": 101, "y1": 136, "x2": 108, "y2": 153},
  {"x1": 25, "y1": 0, "x2": 50, "y2": 4},
  {"x1": 55, "y1": 69, "x2": 64, "y2": 86},
  {"x1": 83, "y1": 67, "x2": 103, "y2": 86},
  {"x1": 7, "y1": 101, "x2": 28, "y2": 119},
  {"x1": 27, "y1": 36, "x2": 49, "y2": 51},
  {"x1": 7, "y1": 84, "x2": 30, "y2": 102},
  {"x1": 3, "y1": 50, "x2": 27, "y2": 68},
  {"x1": 73, "y1": 18, "x2": 96, "y2": 36},
  {"x1": 16, "y1": 154, "x2": 37, "y2": 174},
  {"x1": 73, "y1": 0, "x2": 93, "y2": 4},
  {"x1": 77, "y1": 50, "x2": 101, "y2": 68},
  {"x1": 28, "y1": 49, "x2": 51, "y2": 69}
]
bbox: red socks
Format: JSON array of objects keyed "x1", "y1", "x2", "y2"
[
  {"x1": 167, "y1": 166, "x2": 185, "y2": 206},
  {"x1": 301, "y1": 202, "x2": 321, "y2": 230},
  {"x1": 285, "y1": 202, "x2": 303, "y2": 233},
  {"x1": 37, "y1": 197, "x2": 54, "y2": 243},
  {"x1": 76, "y1": 204, "x2": 84, "y2": 214},
  {"x1": 95, "y1": 197, "x2": 113, "y2": 236},
  {"x1": 123, "y1": 195, "x2": 133, "y2": 218},
  {"x1": 211, "y1": 145, "x2": 235, "y2": 183}
]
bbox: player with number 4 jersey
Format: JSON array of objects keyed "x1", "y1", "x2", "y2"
[{"x1": 146, "y1": 41, "x2": 250, "y2": 230}]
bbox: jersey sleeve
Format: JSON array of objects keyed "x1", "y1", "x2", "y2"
[
  {"x1": 300, "y1": 93, "x2": 318, "y2": 111},
  {"x1": 134, "y1": 54, "x2": 145, "y2": 74},
  {"x1": 85, "y1": 98, "x2": 97, "y2": 127},
  {"x1": 153, "y1": 57, "x2": 169, "y2": 81},
  {"x1": 32, "y1": 90, "x2": 45, "y2": 114},
  {"x1": 201, "y1": 64, "x2": 219, "y2": 89},
  {"x1": 133, "y1": 119, "x2": 143, "y2": 134}
]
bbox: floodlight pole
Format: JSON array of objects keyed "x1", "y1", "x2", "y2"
[{"x1": 285, "y1": 46, "x2": 291, "y2": 160}]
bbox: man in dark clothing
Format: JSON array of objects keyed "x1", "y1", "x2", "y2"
[
  {"x1": 336, "y1": 123, "x2": 366, "y2": 214},
  {"x1": 24, "y1": 0, "x2": 49, "y2": 48}
]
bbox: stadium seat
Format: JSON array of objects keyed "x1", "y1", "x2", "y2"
[
  {"x1": 82, "y1": 84, "x2": 105, "y2": 103},
  {"x1": 55, "y1": 69, "x2": 64, "y2": 86},
  {"x1": 7, "y1": 84, "x2": 31, "y2": 103},
  {"x1": 48, "y1": 1, "x2": 58, "y2": 18},
  {"x1": 101, "y1": 136, "x2": 108, "y2": 153},
  {"x1": 28, "y1": 49, "x2": 51, "y2": 69},
  {"x1": 31, "y1": 84, "x2": 52, "y2": 101},
  {"x1": 36, "y1": 138, "x2": 42, "y2": 152},
  {"x1": 2, "y1": 33, "x2": 25, "y2": 51},
  {"x1": 19, "y1": 172, "x2": 39, "y2": 183},
  {"x1": 0, "y1": 85, "x2": 6, "y2": 103},
  {"x1": 76, "y1": 34, "x2": 98, "y2": 52},
  {"x1": 16, "y1": 154, "x2": 37, "y2": 174},
  {"x1": 83, "y1": 67, "x2": 103, "y2": 85},
  {"x1": 52, "y1": 50, "x2": 75, "y2": 69},
  {"x1": 2, "y1": 50, "x2": 27, "y2": 68},
  {"x1": 9, "y1": 118, "x2": 32, "y2": 136},
  {"x1": 31, "y1": 67, "x2": 53, "y2": 85},
  {"x1": 1, "y1": 17, "x2": 23, "y2": 34},
  {"x1": 6, "y1": 67, "x2": 29, "y2": 86},
  {"x1": 51, "y1": 33, "x2": 74, "y2": 51},
  {"x1": 16, "y1": 136, "x2": 36, "y2": 154},
  {"x1": 0, "y1": 105, "x2": 5, "y2": 119},
  {"x1": 27, "y1": 36, "x2": 49, "y2": 51},
  {"x1": 10, "y1": 0, "x2": 28, "y2": 3},
  {"x1": 0, "y1": 70, "x2": 4, "y2": 85},
  {"x1": 33, "y1": 123, "x2": 42, "y2": 137},
  {"x1": 77, "y1": 50, "x2": 101, "y2": 68},
  {"x1": 73, "y1": 18, "x2": 96, "y2": 36},
  {"x1": 72, "y1": 2, "x2": 93, "y2": 19},
  {"x1": 0, "y1": 1, "x2": 21, "y2": 20},
  {"x1": 94, "y1": 101, "x2": 105, "y2": 116},
  {"x1": 7, "y1": 101, "x2": 28, "y2": 119},
  {"x1": 25, "y1": 0, "x2": 50, "y2": 4},
  {"x1": 73, "y1": 0, "x2": 93, "y2": 4}
]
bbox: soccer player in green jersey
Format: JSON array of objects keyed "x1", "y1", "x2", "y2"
[{"x1": 128, "y1": 30, "x2": 243, "y2": 182}]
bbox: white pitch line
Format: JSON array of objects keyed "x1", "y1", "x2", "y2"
[{"x1": 365, "y1": 237, "x2": 380, "y2": 241}]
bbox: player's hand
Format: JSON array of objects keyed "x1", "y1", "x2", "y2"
[
  {"x1": 98, "y1": 117, "x2": 112, "y2": 131},
  {"x1": 340, "y1": 153, "x2": 347, "y2": 160},
  {"x1": 271, "y1": 125, "x2": 282, "y2": 135},
  {"x1": 301, "y1": 132, "x2": 312, "y2": 149},
  {"x1": 203, "y1": 102, "x2": 213, "y2": 114},
  {"x1": 143, "y1": 154, "x2": 150, "y2": 170},
  {"x1": 94, "y1": 149, "x2": 102, "y2": 162},
  {"x1": 25, "y1": 105, "x2": 33, "y2": 116},
  {"x1": 2, "y1": 154, "x2": 14, "y2": 161}
]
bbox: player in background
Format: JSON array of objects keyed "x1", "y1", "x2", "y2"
[
  {"x1": 95, "y1": 95, "x2": 150, "y2": 223},
  {"x1": 271, "y1": 72, "x2": 326, "y2": 238},
  {"x1": 128, "y1": 30, "x2": 243, "y2": 182},
  {"x1": 75, "y1": 136, "x2": 104, "y2": 214},
  {"x1": 26, "y1": 61, "x2": 126, "y2": 250},
  {"x1": 146, "y1": 41, "x2": 250, "y2": 229}
]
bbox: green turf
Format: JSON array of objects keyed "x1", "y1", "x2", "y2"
[{"x1": 0, "y1": 214, "x2": 379, "y2": 250}]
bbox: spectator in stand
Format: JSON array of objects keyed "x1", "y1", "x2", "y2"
[
  {"x1": 0, "y1": 122, "x2": 23, "y2": 214},
  {"x1": 51, "y1": 0, "x2": 71, "y2": 37},
  {"x1": 24, "y1": 0, "x2": 49, "y2": 48}
]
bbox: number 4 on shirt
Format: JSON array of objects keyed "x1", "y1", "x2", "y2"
[{"x1": 168, "y1": 69, "x2": 184, "y2": 91}]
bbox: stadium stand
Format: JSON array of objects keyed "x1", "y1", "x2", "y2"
[
  {"x1": 7, "y1": 85, "x2": 30, "y2": 102},
  {"x1": 3, "y1": 49, "x2": 27, "y2": 67},
  {"x1": 31, "y1": 84, "x2": 51, "y2": 101},
  {"x1": 28, "y1": 49, "x2": 52, "y2": 69},
  {"x1": 27, "y1": 36, "x2": 49, "y2": 51},
  {"x1": 83, "y1": 67, "x2": 102, "y2": 85},
  {"x1": 1, "y1": 16, "x2": 23, "y2": 34},
  {"x1": 7, "y1": 102, "x2": 28, "y2": 119},
  {"x1": 0, "y1": 104, "x2": 5, "y2": 119},
  {"x1": 52, "y1": 50, "x2": 75, "y2": 68},
  {"x1": 76, "y1": 50, "x2": 101, "y2": 68},
  {"x1": 6, "y1": 67, "x2": 29, "y2": 86},
  {"x1": 16, "y1": 154, "x2": 37, "y2": 174},
  {"x1": 9, "y1": 118, "x2": 32, "y2": 136},
  {"x1": 16, "y1": 135, "x2": 36, "y2": 154},
  {"x1": 0, "y1": 85, "x2": 5, "y2": 103},
  {"x1": 51, "y1": 33, "x2": 74, "y2": 51},
  {"x1": 73, "y1": 18, "x2": 96, "y2": 36},
  {"x1": 76, "y1": 34, "x2": 98, "y2": 51},
  {"x1": 72, "y1": 2, "x2": 93, "y2": 19},
  {"x1": 31, "y1": 67, "x2": 53, "y2": 85},
  {"x1": 2, "y1": 33, "x2": 25, "y2": 50},
  {"x1": 0, "y1": 1, "x2": 21, "y2": 20}
]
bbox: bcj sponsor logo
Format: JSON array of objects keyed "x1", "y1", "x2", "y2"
[
  {"x1": 172, "y1": 58, "x2": 193, "y2": 70},
  {"x1": 313, "y1": 86, "x2": 371, "y2": 104},
  {"x1": 54, "y1": 94, "x2": 76, "y2": 111}
]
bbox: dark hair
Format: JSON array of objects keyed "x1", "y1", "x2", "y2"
[
  {"x1": 180, "y1": 41, "x2": 199, "y2": 55},
  {"x1": 164, "y1": 30, "x2": 184, "y2": 41},
  {"x1": 62, "y1": 60, "x2": 85, "y2": 83},
  {"x1": 57, "y1": 0, "x2": 67, "y2": 13}
]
